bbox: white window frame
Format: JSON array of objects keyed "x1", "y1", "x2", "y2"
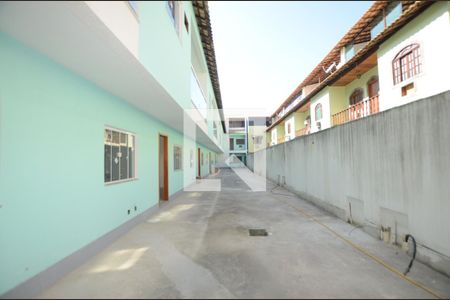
[
  {"x1": 213, "y1": 121, "x2": 218, "y2": 140},
  {"x1": 166, "y1": 1, "x2": 182, "y2": 38},
  {"x1": 104, "y1": 126, "x2": 138, "y2": 185}
]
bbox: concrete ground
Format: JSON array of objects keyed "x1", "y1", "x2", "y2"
[{"x1": 38, "y1": 168, "x2": 450, "y2": 299}]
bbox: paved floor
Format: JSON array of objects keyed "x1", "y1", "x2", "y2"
[{"x1": 38, "y1": 168, "x2": 450, "y2": 299}]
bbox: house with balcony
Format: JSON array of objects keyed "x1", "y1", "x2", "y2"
[
  {"x1": 266, "y1": 1, "x2": 450, "y2": 143},
  {"x1": 0, "y1": 1, "x2": 228, "y2": 296},
  {"x1": 227, "y1": 117, "x2": 248, "y2": 165},
  {"x1": 268, "y1": 121, "x2": 285, "y2": 146}
]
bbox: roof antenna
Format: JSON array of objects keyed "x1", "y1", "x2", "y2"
[{"x1": 323, "y1": 61, "x2": 337, "y2": 74}]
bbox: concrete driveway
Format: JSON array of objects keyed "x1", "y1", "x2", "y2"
[{"x1": 38, "y1": 168, "x2": 450, "y2": 299}]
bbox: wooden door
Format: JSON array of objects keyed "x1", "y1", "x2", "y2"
[
  {"x1": 197, "y1": 148, "x2": 201, "y2": 178},
  {"x1": 209, "y1": 152, "x2": 212, "y2": 174},
  {"x1": 368, "y1": 77, "x2": 379, "y2": 98},
  {"x1": 159, "y1": 135, "x2": 168, "y2": 201}
]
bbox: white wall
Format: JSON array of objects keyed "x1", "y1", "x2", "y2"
[
  {"x1": 377, "y1": 2, "x2": 450, "y2": 111},
  {"x1": 251, "y1": 91, "x2": 450, "y2": 276},
  {"x1": 86, "y1": 1, "x2": 140, "y2": 58},
  {"x1": 310, "y1": 88, "x2": 331, "y2": 133},
  {"x1": 284, "y1": 116, "x2": 295, "y2": 141},
  {"x1": 271, "y1": 128, "x2": 277, "y2": 145}
]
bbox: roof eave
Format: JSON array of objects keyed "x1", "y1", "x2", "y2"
[{"x1": 192, "y1": 0, "x2": 227, "y2": 134}]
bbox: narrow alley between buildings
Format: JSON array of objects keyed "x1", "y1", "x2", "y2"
[{"x1": 38, "y1": 168, "x2": 450, "y2": 299}]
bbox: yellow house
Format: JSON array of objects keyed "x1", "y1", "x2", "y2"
[
  {"x1": 247, "y1": 117, "x2": 268, "y2": 153},
  {"x1": 267, "y1": 1, "x2": 445, "y2": 143}
]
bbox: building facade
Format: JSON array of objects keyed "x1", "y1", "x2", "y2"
[
  {"x1": 0, "y1": 1, "x2": 227, "y2": 296},
  {"x1": 266, "y1": 1, "x2": 450, "y2": 145},
  {"x1": 247, "y1": 117, "x2": 269, "y2": 154},
  {"x1": 227, "y1": 117, "x2": 248, "y2": 165}
]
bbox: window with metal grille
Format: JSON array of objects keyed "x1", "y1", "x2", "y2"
[
  {"x1": 104, "y1": 128, "x2": 136, "y2": 183},
  {"x1": 174, "y1": 145, "x2": 183, "y2": 171},
  {"x1": 392, "y1": 44, "x2": 421, "y2": 85}
]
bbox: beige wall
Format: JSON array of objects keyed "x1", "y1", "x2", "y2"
[
  {"x1": 270, "y1": 122, "x2": 285, "y2": 145},
  {"x1": 343, "y1": 66, "x2": 378, "y2": 104},
  {"x1": 329, "y1": 86, "x2": 347, "y2": 116},
  {"x1": 294, "y1": 110, "x2": 308, "y2": 132},
  {"x1": 248, "y1": 125, "x2": 266, "y2": 153}
]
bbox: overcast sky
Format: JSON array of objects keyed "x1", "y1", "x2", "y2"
[{"x1": 209, "y1": 1, "x2": 372, "y2": 117}]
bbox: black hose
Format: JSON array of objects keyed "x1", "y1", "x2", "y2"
[{"x1": 404, "y1": 234, "x2": 417, "y2": 276}]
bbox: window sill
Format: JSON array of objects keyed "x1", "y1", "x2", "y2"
[{"x1": 105, "y1": 178, "x2": 139, "y2": 186}]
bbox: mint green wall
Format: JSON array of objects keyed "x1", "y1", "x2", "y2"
[
  {"x1": 229, "y1": 134, "x2": 246, "y2": 152},
  {"x1": 198, "y1": 145, "x2": 214, "y2": 178},
  {"x1": 0, "y1": 33, "x2": 217, "y2": 294},
  {"x1": 138, "y1": 1, "x2": 222, "y2": 137},
  {"x1": 138, "y1": 1, "x2": 191, "y2": 109}
]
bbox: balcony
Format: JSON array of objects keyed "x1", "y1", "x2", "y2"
[
  {"x1": 295, "y1": 127, "x2": 309, "y2": 137},
  {"x1": 190, "y1": 68, "x2": 207, "y2": 120},
  {"x1": 332, "y1": 95, "x2": 379, "y2": 126}
]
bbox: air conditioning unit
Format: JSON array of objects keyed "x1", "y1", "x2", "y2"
[{"x1": 316, "y1": 121, "x2": 322, "y2": 130}]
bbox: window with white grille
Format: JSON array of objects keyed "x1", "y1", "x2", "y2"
[
  {"x1": 174, "y1": 145, "x2": 183, "y2": 171},
  {"x1": 104, "y1": 128, "x2": 136, "y2": 183}
]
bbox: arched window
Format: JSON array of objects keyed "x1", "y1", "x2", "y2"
[
  {"x1": 392, "y1": 43, "x2": 421, "y2": 85},
  {"x1": 315, "y1": 103, "x2": 322, "y2": 121},
  {"x1": 367, "y1": 76, "x2": 379, "y2": 98},
  {"x1": 349, "y1": 88, "x2": 364, "y2": 106}
]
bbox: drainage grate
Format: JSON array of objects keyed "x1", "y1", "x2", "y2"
[{"x1": 249, "y1": 229, "x2": 268, "y2": 236}]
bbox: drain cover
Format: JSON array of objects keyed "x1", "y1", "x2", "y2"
[{"x1": 249, "y1": 229, "x2": 268, "y2": 236}]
